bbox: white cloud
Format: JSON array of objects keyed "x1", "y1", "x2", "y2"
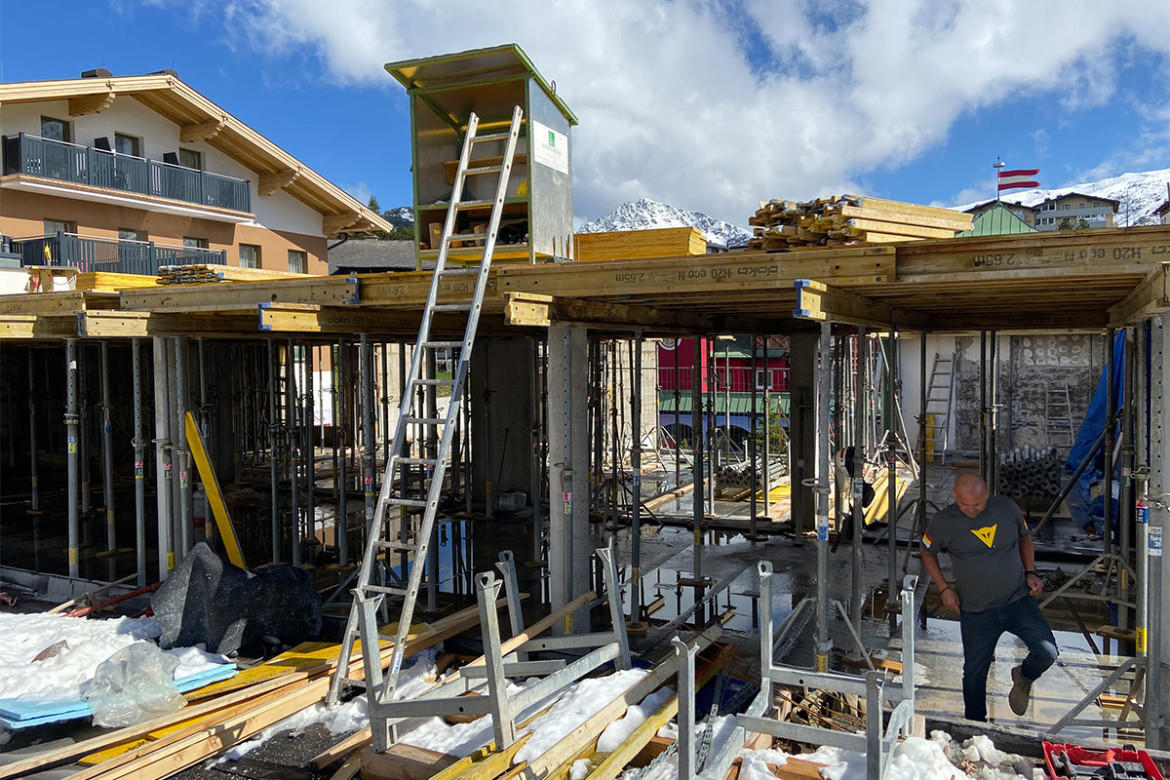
[
  {"x1": 194, "y1": 0, "x2": 1169, "y2": 224},
  {"x1": 339, "y1": 180, "x2": 373, "y2": 206}
]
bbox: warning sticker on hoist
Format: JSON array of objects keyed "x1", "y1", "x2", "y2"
[
  {"x1": 1151, "y1": 525, "x2": 1163, "y2": 557},
  {"x1": 532, "y1": 120, "x2": 569, "y2": 175},
  {"x1": 816, "y1": 516, "x2": 829, "y2": 543}
]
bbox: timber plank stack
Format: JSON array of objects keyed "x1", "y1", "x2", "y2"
[
  {"x1": 748, "y1": 195, "x2": 973, "y2": 251},
  {"x1": 157, "y1": 264, "x2": 314, "y2": 285},
  {"x1": 574, "y1": 227, "x2": 706, "y2": 262}
]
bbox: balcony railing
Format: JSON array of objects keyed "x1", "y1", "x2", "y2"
[
  {"x1": 12, "y1": 233, "x2": 227, "y2": 276},
  {"x1": 2, "y1": 133, "x2": 251, "y2": 213}
]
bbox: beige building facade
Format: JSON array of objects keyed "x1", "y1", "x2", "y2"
[{"x1": 0, "y1": 71, "x2": 389, "y2": 275}]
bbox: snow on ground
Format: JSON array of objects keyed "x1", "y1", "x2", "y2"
[{"x1": 0, "y1": 612, "x2": 230, "y2": 702}]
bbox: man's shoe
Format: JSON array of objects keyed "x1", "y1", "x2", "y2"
[{"x1": 1009, "y1": 665, "x2": 1033, "y2": 716}]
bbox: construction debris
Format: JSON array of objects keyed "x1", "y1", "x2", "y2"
[
  {"x1": 156, "y1": 263, "x2": 313, "y2": 284},
  {"x1": 998, "y1": 445, "x2": 1062, "y2": 499},
  {"x1": 748, "y1": 195, "x2": 973, "y2": 250}
]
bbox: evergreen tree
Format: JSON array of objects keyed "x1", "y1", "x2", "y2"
[{"x1": 367, "y1": 195, "x2": 381, "y2": 213}]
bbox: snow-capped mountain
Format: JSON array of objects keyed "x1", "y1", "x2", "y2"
[
  {"x1": 383, "y1": 206, "x2": 415, "y2": 227},
  {"x1": 580, "y1": 198, "x2": 753, "y2": 247},
  {"x1": 957, "y1": 168, "x2": 1170, "y2": 225}
]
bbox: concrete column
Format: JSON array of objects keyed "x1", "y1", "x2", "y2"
[
  {"x1": 789, "y1": 333, "x2": 818, "y2": 535},
  {"x1": 547, "y1": 325, "x2": 590, "y2": 630},
  {"x1": 471, "y1": 337, "x2": 536, "y2": 510}
]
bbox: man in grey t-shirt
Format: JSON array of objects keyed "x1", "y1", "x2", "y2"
[{"x1": 921, "y1": 472, "x2": 1058, "y2": 721}]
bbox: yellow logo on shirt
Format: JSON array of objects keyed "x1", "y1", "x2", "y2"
[{"x1": 971, "y1": 525, "x2": 997, "y2": 548}]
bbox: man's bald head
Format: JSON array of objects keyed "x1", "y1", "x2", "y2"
[{"x1": 954, "y1": 472, "x2": 989, "y2": 518}]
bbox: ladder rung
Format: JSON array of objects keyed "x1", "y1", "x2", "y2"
[
  {"x1": 375, "y1": 539, "x2": 418, "y2": 552},
  {"x1": 364, "y1": 584, "x2": 408, "y2": 597},
  {"x1": 455, "y1": 201, "x2": 496, "y2": 211},
  {"x1": 422, "y1": 341, "x2": 464, "y2": 349},
  {"x1": 334, "y1": 676, "x2": 365, "y2": 689},
  {"x1": 441, "y1": 267, "x2": 480, "y2": 276},
  {"x1": 404, "y1": 416, "x2": 446, "y2": 426},
  {"x1": 398, "y1": 457, "x2": 439, "y2": 466},
  {"x1": 449, "y1": 231, "x2": 489, "y2": 242},
  {"x1": 472, "y1": 131, "x2": 513, "y2": 143},
  {"x1": 466, "y1": 165, "x2": 504, "y2": 175},
  {"x1": 433, "y1": 304, "x2": 474, "y2": 312},
  {"x1": 415, "y1": 378, "x2": 456, "y2": 386},
  {"x1": 385, "y1": 497, "x2": 429, "y2": 507}
]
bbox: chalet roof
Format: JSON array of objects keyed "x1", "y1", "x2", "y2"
[
  {"x1": 958, "y1": 202, "x2": 1037, "y2": 237},
  {"x1": 1038, "y1": 191, "x2": 1121, "y2": 207},
  {"x1": 0, "y1": 72, "x2": 393, "y2": 236},
  {"x1": 328, "y1": 239, "x2": 423, "y2": 273},
  {"x1": 962, "y1": 198, "x2": 1037, "y2": 215},
  {"x1": 1154, "y1": 199, "x2": 1170, "y2": 218}
]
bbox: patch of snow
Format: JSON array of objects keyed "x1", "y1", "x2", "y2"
[
  {"x1": 514, "y1": 668, "x2": 649, "y2": 764},
  {"x1": 165, "y1": 645, "x2": 232, "y2": 680},
  {"x1": 580, "y1": 198, "x2": 752, "y2": 247},
  {"x1": 597, "y1": 685, "x2": 674, "y2": 752},
  {"x1": 570, "y1": 758, "x2": 592, "y2": 780}
]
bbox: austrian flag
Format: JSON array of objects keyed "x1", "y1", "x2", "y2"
[{"x1": 998, "y1": 168, "x2": 1041, "y2": 193}]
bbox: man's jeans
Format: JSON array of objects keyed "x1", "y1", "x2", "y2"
[{"x1": 959, "y1": 595, "x2": 1058, "y2": 721}]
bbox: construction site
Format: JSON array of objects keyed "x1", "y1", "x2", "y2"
[{"x1": 2, "y1": 44, "x2": 1170, "y2": 780}]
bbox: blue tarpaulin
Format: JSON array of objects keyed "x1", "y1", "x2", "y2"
[{"x1": 1065, "y1": 330, "x2": 1125, "y2": 531}]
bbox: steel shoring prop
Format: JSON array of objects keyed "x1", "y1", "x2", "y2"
[
  {"x1": 100, "y1": 340, "x2": 116, "y2": 581},
  {"x1": 66, "y1": 338, "x2": 80, "y2": 578},
  {"x1": 750, "y1": 334, "x2": 759, "y2": 539},
  {"x1": 852, "y1": 326, "x2": 866, "y2": 632},
  {"x1": 268, "y1": 339, "x2": 280, "y2": 565},
  {"x1": 287, "y1": 339, "x2": 300, "y2": 568},
  {"x1": 28, "y1": 347, "x2": 39, "y2": 517},
  {"x1": 886, "y1": 328, "x2": 899, "y2": 624},
  {"x1": 814, "y1": 321, "x2": 833, "y2": 671},
  {"x1": 176, "y1": 337, "x2": 193, "y2": 559},
  {"x1": 630, "y1": 333, "x2": 644, "y2": 629},
  {"x1": 132, "y1": 338, "x2": 147, "y2": 588}
]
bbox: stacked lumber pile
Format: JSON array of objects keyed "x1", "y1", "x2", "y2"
[
  {"x1": 574, "y1": 227, "x2": 706, "y2": 262},
  {"x1": 157, "y1": 264, "x2": 314, "y2": 285},
  {"x1": 748, "y1": 195, "x2": 973, "y2": 251}
]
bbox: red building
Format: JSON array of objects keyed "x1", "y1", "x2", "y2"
[{"x1": 657, "y1": 336, "x2": 789, "y2": 446}]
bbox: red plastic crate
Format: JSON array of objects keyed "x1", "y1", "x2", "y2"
[{"x1": 1043, "y1": 742, "x2": 1163, "y2": 780}]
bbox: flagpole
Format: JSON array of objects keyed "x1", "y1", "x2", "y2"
[{"x1": 993, "y1": 157, "x2": 1005, "y2": 202}]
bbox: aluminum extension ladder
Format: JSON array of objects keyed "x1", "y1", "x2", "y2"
[
  {"x1": 922, "y1": 352, "x2": 954, "y2": 464},
  {"x1": 328, "y1": 106, "x2": 524, "y2": 708}
]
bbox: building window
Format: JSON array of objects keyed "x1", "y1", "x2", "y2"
[
  {"x1": 287, "y1": 250, "x2": 307, "y2": 274},
  {"x1": 119, "y1": 228, "x2": 147, "y2": 243},
  {"x1": 183, "y1": 237, "x2": 209, "y2": 249},
  {"x1": 1062, "y1": 204, "x2": 1071, "y2": 210},
  {"x1": 44, "y1": 219, "x2": 75, "y2": 236},
  {"x1": 40, "y1": 116, "x2": 72, "y2": 143},
  {"x1": 755, "y1": 369, "x2": 773, "y2": 390},
  {"x1": 114, "y1": 133, "x2": 142, "y2": 157},
  {"x1": 179, "y1": 148, "x2": 203, "y2": 170},
  {"x1": 239, "y1": 244, "x2": 260, "y2": 269}
]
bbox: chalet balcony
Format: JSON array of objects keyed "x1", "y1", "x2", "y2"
[
  {"x1": 2, "y1": 133, "x2": 251, "y2": 213},
  {"x1": 12, "y1": 233, "x2": 226, "y2": 276}
]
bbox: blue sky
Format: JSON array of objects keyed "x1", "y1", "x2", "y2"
[{"x1": 2, "y1": 1, "x2": 1167, "y2": 225}]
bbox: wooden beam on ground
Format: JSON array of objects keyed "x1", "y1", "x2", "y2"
[
  {"x1": 120, "y1": 278, "x2": 360, "y2": 311},
  {"x1": 359, "y1": 744, "x2": 459, "y2": 780},
  {"x1": 179, "y1": 119, "x2": 226, "y2": 144},
  {"x1": 69, "y1": 90, "x2": 116, "y2": 116},
  {"x1": 793, "y1": 279, "x2": 933, "y2": 330},
  {"x1": 258, "y1": 169, "x2": 300, "y2": 196},
  {"x1": 0, "y1": 315, "x2": 77, "y2": 339},
  {"x1": 257, "y1": 303, "x2": 422, "y2": 334},
  {"x1": 1109, "y1": 263, "x2": 1170, "y2": 326}
]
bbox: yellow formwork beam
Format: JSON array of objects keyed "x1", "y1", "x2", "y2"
[{"x1": 184, "y1": 411, "x2": 246, "y2": 569}]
